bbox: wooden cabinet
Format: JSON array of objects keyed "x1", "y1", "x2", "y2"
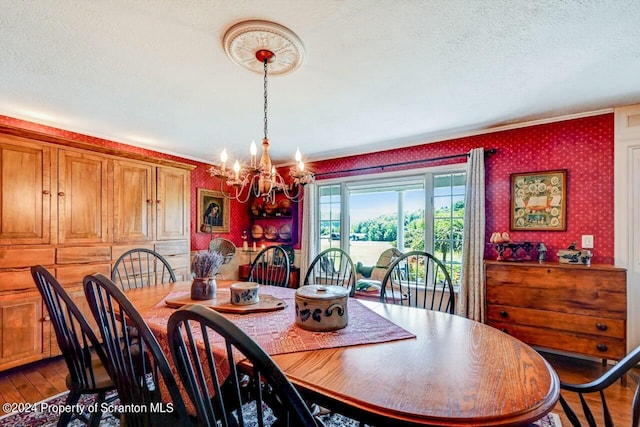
[
  {"x1": 0, "y1": 125, "x2": 193, "y2": 371},
  {"x1": 156, "y1": 166, "x2": 189, "y2": 241},
  {"x1": 0, "y1": 136, "x2": 51, "y2": 245},
  {"x1": 58, "y1": 149, "x2": 109, "y2": 244},
  {"x1": 113, "y1": 162, "x2": 189, "y2": 243},
  {"x1": 0, "y1": 292, "x2": 44, "y2": 370},
  {"x1": 113, "y1": 159, "x2": 154, "y2": 242},
  {"x1": 485, "y1": 261, "x2": 627, "y2": 360}
]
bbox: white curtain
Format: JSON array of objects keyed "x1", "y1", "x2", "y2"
[
  {"x1": 299, "y1": 183, "x2": 317, "y2": 281},
  {"x1": 458, "y1": 148, "x2": 486, "y2": 322}
]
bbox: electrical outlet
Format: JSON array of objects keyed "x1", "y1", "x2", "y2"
[{"x1": 582, "y1": 235, "x2": 594, "y2": 249}]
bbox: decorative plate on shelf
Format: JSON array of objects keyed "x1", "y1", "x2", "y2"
[
  {"x1": 251, "y1": 224, "x2": 263, "y2": 239},
  {"x1": 264, "y1": 225, "x2": 278, "y2": 240},
  {"x1": 279, "y1": 223, "x2": 292, "y2": 240}
]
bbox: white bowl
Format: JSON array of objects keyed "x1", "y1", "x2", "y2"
[{"x1": 230, "y1": 282, "x2": 260, "y2": 305}]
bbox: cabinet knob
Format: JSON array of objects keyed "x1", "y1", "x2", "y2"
[
  {"x1": 500, "y1": 310, "x2": 508, "y2": 318},
  {"x1": 146, "y1": 199, "x2": 153, "y2": 203},
  {"x1": 58, "y1": 191, "x2": 65, "y2": 196},
  {"x1": 156, "y1": 200, "x2": 161, "y2": 204},
  {"x1": 596, "y1": 343, "x2": 608, "y2": 352},
  {"x1": 42, "y1": 190, "x2": 50, "y2": 195},
  {"x1": 43, "y1": 316, "x2": 51, "y2": 322},
  {"x1": 596, "y1": 323, "x2": 608, "y2": 331}
]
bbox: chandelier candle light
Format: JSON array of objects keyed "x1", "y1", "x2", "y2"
[{"x1": 208, "y1": 20, "x2": 314, "y2": 203}]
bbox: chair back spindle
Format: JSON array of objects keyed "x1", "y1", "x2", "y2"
[
  {"x1": 380, "y1": 251, "x2": 455, "y2": 313},
  {"x1": 303, "y1": 248, "x2": 356, "y2": 296},
  {"x1": 31, "y1": 265, "x2": 115, "y2": 427},
  {"x1": 83, "y1": 273, "x2": 191, "y2": 427},
  {"x1": 168, "y1": 304, "x2": 318, "y2": 427},
  {"x1": 559, "y1": 345, "x2": 640, "y2": 427},
  {"x1": 112, "y1": 248, "x2": 177, "y2": 290},
  {"x1": 249, "y1": 246, "x2": 291, "y2": 287}
]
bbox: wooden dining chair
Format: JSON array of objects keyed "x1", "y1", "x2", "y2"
[
  {"x1": 30, "y1": 265, "x2": 115, "y2": 427},
  {"x1": 559, "y1": 345, "x2": 640, "y2": 427},
  {"x1": 380, "y1": 250, "x2": 455, "y2": 313},
  {"x1": 303, "y1": 248, "x2": 356, "y2": 296},
  {"x1": 111, "y1": 248, "x2": 176, "y2": 290},
  {"x1": 208, "y1": 237, "x2": 236, "y2": 265},
  {"x1": 167, "y1": 304, "x2": 320, "y2": 427},
  {"x1": 82, "y1": 273, "x2": 192, "y2": 427},
  {"x1": 249, "y1": 245, "x2": 291, "y2": 287}
]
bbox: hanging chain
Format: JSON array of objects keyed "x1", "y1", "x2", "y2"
[{"x1": 263, "y1": 59, "x2": 268, "y2": 139}]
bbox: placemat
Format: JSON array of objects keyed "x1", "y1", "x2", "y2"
[{"x1": 144, "y1": 285, "x2": 415, "y2": 356}]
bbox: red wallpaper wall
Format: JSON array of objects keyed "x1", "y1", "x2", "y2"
[
  {"x1": 1, "y1": 113, "x2": 615, "y2": 263},
  {"x1": 308, "y1": 114, "x2": 615, "y2": 264}
]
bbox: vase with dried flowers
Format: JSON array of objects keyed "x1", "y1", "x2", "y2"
[{"x1": 191, "y1": 250, "x2": 224, "y2": 300}]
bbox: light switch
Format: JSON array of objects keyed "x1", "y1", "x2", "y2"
[{"x1": 582, "y1": 235, "x2": 594, "y2": 249}]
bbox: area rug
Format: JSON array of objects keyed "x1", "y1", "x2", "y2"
[{"x1": 0, "y1": 392, "x2": 562, "y2": 426}]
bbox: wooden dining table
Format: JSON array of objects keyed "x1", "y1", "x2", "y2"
[{"x1": 125, "y1": 280, "x2": 559, "y2": 426}]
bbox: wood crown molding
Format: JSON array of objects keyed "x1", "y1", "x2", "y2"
[{"x1": 0, "y1": 123, "x2": 196, "y2": 171}]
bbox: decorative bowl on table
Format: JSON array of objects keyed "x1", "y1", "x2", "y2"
[
  {"x1": 230, "y1": 282, "x2": 260, "y2": 305},
  {"x1": 294, "y1": 285, "x2": 348, "y2": 331}
]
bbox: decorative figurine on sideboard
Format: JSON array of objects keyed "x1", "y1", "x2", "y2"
[
  {"x1": 537, "y1": 243, "x2": 547, "y2": 262},
  {"x1": 489, "y1": 231, "x2": 537, "y2": 261}
]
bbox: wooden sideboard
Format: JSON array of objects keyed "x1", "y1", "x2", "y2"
[
  {"x1": 485, "y1": 260, "x2": 627, "y2": 360},
  {"x1": 0, "y1": 126, "x2": 194, "y2": 371}
]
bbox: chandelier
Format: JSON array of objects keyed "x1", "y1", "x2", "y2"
[{"x1": 208, "y1": 20, "x2": 314, "y2": 203}]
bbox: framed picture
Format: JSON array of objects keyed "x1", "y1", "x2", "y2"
[
  {"x1": 510, "y1": 169, "x2": 567, "y2": 231},
  {"x1": 197, "y1": 189, "x2": 230, "y2": 233}
]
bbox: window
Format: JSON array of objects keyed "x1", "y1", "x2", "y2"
[{"x1": 314, "y1": 168, "x2": 465, "y2": 286}]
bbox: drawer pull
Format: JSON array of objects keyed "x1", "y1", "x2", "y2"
[
  {"x1": 596, "y1": 343, "x2": 608, "y2": 352},
  {"x1": 500, "y1": 310, "x2": 508, "y2": 318},
  {"x1": 596, "y1": 323, "x2": 608, "y2": 331}
]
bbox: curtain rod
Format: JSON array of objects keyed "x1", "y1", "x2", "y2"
[{"x1": 313, "y1": 148, "x2": 497, "y2": 178}]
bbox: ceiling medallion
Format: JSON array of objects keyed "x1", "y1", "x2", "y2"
[{"x1": 223, "y1": 20, "x2": 305, "y2": 75}]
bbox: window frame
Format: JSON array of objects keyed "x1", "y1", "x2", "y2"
[{"x1": 313, "y1": 164, "x2": 466, "y2": 266}]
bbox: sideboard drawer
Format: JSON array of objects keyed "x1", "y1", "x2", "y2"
[
  {"x1": 489, "y1": 320, "x2": 626, "y2": 359},
  {"x1": 487, "y1": 305, "x2": 625, "y2": 339}
]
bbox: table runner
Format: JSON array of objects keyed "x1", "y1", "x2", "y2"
[{"x1": 144, "y1": 285, "x2": 415, "y2": 356}]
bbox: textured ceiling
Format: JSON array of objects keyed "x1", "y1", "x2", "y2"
[{"x1": 1, "y1": 0, "x2": 640, "y2": 165}]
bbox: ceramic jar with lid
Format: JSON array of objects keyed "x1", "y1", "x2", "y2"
[{"x1": 294, "y1": 285, "x2": 348, "y2": 331}]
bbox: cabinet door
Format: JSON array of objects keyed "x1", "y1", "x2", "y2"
[
  {"x1": 0, "y1": 138, "x2": 51, "y2": 244},
  {"x1": 113, "y1": 160, "x2": 154, "y2": 242},
  {"x1": 156, "y1": 167, "x2": 189, "y2": 241},
  {"x1": 0, "y1": 293, "x2": 44, "y2": 370},
  {"x1": 58, "y1": 150, "x2": 109, "y2": 244}
]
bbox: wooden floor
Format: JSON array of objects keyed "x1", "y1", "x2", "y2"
[{"x1": 0, "y1": 351, "x2": 638, "y2": 425}]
